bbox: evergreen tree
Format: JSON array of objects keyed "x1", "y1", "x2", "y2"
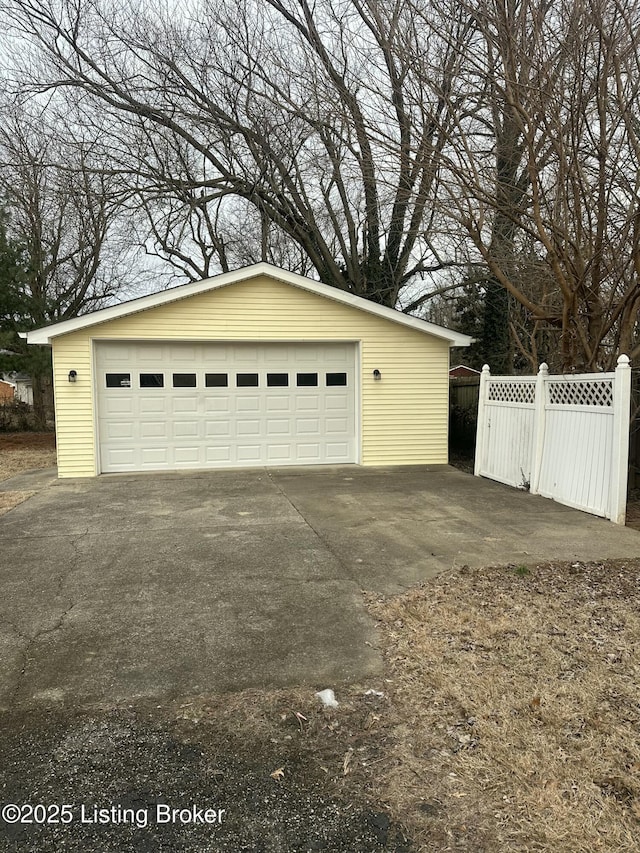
[
  {"x1": 0, "y1": 212, "x2": 53, "y2": 429},
  {"x1": 450, "y1": 270, "x2": 512, "y2": 373}
]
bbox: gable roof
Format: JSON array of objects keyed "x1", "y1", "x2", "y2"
[
  {"x1": 450, "y1": 364, "x2": 481, "y2": 375},
  {"x1": 26, "y1": 262, "x2": 473, "y2": 347}
]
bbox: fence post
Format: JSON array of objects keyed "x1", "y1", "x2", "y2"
[
  {"x1": 610, "y1": 354, "x2": 631, "y2": 524},
  {"x1": 474, "y1": 364, "x2": 491, "y2": 477},
  {"x1": 529, "y1": 362, "x2": 549, "y2": 495}
]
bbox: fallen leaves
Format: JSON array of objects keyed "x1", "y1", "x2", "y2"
[{"x1": 367, "y1": 558, "x2": 640, "y2": 852}]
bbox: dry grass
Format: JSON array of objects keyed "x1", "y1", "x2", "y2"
[
  {"x1": 0, "y1": 433, "x2": 56, "y2": 483},
  {"x1": 0, "y1": 448, "x2": 57, "y2": 482},
  {"x1": 0, "y1": 432, "x2": 56, "y2": 514},
  {"x1": 367, "y1": 561, "x2": 640, "y2": 852},
  {"x1": 0, "y1": 490, "x2": 36, "y2": 517}
]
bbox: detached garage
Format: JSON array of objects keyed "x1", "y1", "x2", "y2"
[{"x1": 27, "y1": 263, "x2": 471, "y2": 478}]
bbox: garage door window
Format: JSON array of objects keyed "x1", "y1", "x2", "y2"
[
  {"x1": 205, "y1": 373, "x2": 228, "y2": 387},
  {"x1": 173, "y1": 373, "x2": 197, "y2": 388},
  {"x1": 267, "y1": 373, "x2": 289, "y2": 387},
  {"x1": 297, "y1": 373, "x2": 318, "y2": 387},
  {"x1": 105, "y1": 373, "x2": 131, "y2": 388},
  {"x1": 236, "y1": 373, "x2": 259, "y2": 387},
  {"x1": 140, "y1": 373, "x2": 164, "y2": 388},
  {"x1": 326, "y1": 372, "x2": 347, "y2": 386}
]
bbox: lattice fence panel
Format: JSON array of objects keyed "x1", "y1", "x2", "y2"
[
  {"x1": 476, "y1": 358, "x2": 631, "y2": 522},
  {"x1": 547, "y1": 380, "x2": 613, "y2": 408},
  {"x1": 488, "y1": 381, "x2": 536, "y2": 405}
]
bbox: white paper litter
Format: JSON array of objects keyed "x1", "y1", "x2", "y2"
[{"x1": 315, "y1": 688, "x2": 339, "y2": 708}]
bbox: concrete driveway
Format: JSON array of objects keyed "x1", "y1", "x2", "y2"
[{"x1": 1, "y1": 465, "x2": 638, "y2": 709}]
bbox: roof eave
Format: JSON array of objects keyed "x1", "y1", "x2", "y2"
[{"x1": 26, "y1": 262, "x2": 473, "y2": 347}]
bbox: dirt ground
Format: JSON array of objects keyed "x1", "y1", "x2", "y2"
[
  {"x1": 0, "y1": 690, "x2": 411, "y2": 853},
  {"x1": 2, "y1": 433, "x2": 640, "y2": 851},
  {"x1": 0, "y1": 433, "x2": 57, "y2": 451}
]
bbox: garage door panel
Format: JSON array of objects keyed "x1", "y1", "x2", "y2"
[
  {"x1": 173, "y1": 420, "x2": 199, "y2": 438},
  {"x1": 267, "y1": 444, "x2": 293, "y2": 461},
  {"x1": 293, "y1": 345, "x2": 319, "y2": 361},
  {"x1": 296, "y1": 418, "x2": 321, "y2": 434},
  {"x1": 136, "y1": 345, "x2": 164, "y2": 361},
  {"x1": 174, "y1": 446, "x2": 201, "y2": 464},
  {"x1": 140, "y1": 421, "x2": 168, "y2": 439},
  {"x1": 139, "y1": 397, "x2": 166, "y2": 414},
  {"x1": 101, "y1": 344, "x2": 132, "y2": 362},
  {"x1": 297, "y1": 444, "x2": 322, "y2": 460},
  {"x1": 233, "y1": 345, "x2": 259, "y2": 362},
  {"x1": 295, "y1": 396, "x2": 320, "y2": 411},
  {"x1": 266, "y1": 396, "x2": 292, "y2": 412},
  {"x1": 326, "y1": 443, "x2": 349, "y2": 460},
  {"x1": 106, "y1": 448, "x2": 136, "y2": 467},
  {"x1": 103, "y1": 422, "x2": 134, "y2": 439},
  {"x1": 169, "y1": 345, "x2": 196, "y2": 361},
  {"x1": 237, "y1": 420, "x2": 261, "y2": 437},
  {"x1": 97, "y1": 342, "x2": 356, "y2": 472},
  {"x1": 326, "y1": 418, "x2": 348, "y2": 434},
  {"x1": 266, "y1": 419, "x2": 292, "y2": 436},
  {"x1": 237, "y1": 445, "x2": 261, "y2": 462},
  {"x1": 326, "y1": 394, "x2": 349, "y2": 410},
  {"x1": 102, "y1": 396, "x2": 134, "y2": 416},
  {"x1": 201, "y1": 344, "x2": 229, "y2": 361},
  {"x1": 325, "y1": 345, "x2": 350, "y2": 361},
  {"x1": 206, "y1": 445, "x2": 232, "y2": 462},
  {"x1": 236, "y1": 396, "x2": 260, "y2": 412},
  {"x1": 263, "y1": 345, "x2": 291, "y2": 363},
  {"x1": 205, "y1": 419, "x2": 231, "y2": 437},
  {"x1": 204, "y1": 396, "x2": 230, "y2": 413},
  {"x1": 171, "y1": 396, "x2": 198, "y2": 414},
  {"x1": 140, "y1": 447, "x2": 169, "y2": 465}
]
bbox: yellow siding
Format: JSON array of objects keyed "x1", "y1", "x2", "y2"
[{"x1": 51, "y1": 275, "x2": 450, "y2": 477}]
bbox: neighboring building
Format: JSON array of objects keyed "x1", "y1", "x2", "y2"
[
  {"x1": 449, "y1": 365, "x2": 481, "y2": 378},
  {"x1": 12, "y1": 373, "x2": 34, "y2": 407},
  {"x1": 0, "y1": 379, "x2": 15, "y2": 404},
  {"x1": 27, "y1": 263, "x2": 472, "y2": 478},
  {"x1": 0, "y1": 368, "x2": 33, "y2": 406}
]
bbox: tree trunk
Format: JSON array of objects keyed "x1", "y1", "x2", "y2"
[
  {"x1": 31, "y1": 372, "x2": 48, "y2": 430},
  {"x1": 482, "y1": 278, "x2": 511, "y2": 373}
]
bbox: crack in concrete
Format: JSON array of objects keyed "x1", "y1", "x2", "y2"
[
  {"x1": 8, "y1": 600, "x2": 77, "y2": 706},
  {"x1": 265, "y1": 471, "x2": 353, "y2": 576},
  {"x1": 263, "y1": 474, "x2": 416, "y2": 598},
  {"x1": 5, "y1": 527, "x2": 87, "y2": 707},
  {"x1": 266, "y1": 476, "x2": 376, "y2": 592}
]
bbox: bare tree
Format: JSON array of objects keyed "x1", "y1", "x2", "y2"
[
  {"x1": 2, "y1": 0, "x2": 466, "y2": 308},
  {"x1": 5, "y1": 0, "x2": 638, "y2": 370},
  {"x1": 0, "y1": 100, "x2": 136, "y2": 424},
  {"x1": 422, "y1": 0, "x2": 640, "y2": 370}
]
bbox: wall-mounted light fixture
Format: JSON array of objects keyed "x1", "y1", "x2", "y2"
[
  {"x1": 373, "y1": 369, "x2": 382, "y2": 381},
  {"x1": 68, "y1": 370, "x2": 78, "y2": 383}
]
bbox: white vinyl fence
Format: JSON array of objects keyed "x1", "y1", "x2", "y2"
[{"x1": 474, "y1": 356, "x2": 631, "y2": 524}]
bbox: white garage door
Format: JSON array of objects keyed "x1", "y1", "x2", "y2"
[{"x1": 96, "y1": 341, "x2": 357, "y2": 473}]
